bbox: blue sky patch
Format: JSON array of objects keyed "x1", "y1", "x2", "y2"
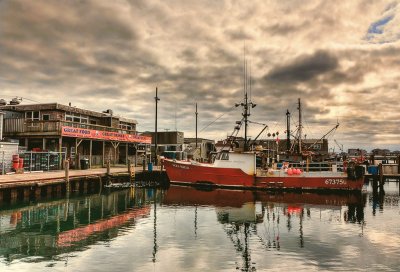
[{"x1": 367, "y1": 15, "x2": 395, "y2": 34}]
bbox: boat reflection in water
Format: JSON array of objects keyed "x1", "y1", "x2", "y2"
[
  {"x1": 0, "y1": 188, "x2": 155, "y2": 263},
  {"x1": 163, "y1": 185, "x2": 365, "y2": 271}
]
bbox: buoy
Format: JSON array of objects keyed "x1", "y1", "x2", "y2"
[{"x1": 287, "y1": 168, "x2": 293, "y2": 175}]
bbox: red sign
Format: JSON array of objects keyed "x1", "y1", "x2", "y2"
[{"x1": 61, "y1": 126, "x2": 152, "y2": 144}]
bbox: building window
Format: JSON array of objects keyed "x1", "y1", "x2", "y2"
[
  {"x1": 26, "y1": 111, "x2": 40, "y2": 121},
  {"x1": 119, "y1": 122, "x2": 134, "y2": 131},
  {"x1": 312, "y1": 144, "x2": 321, "y2": 150},
  {"x1": 65, "y1": 112, "x2": 90, "y2": 124},
  {"x1": 42, "y1": 114, "x2": 50, "y2": 121}
]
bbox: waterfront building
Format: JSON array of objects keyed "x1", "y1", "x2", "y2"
[
  {"x1": 0, "y1": 103, "x2": 151, "y2": 169},
  {"x1": 184, "y1": 137, "x2": 216, "y2": 161}
]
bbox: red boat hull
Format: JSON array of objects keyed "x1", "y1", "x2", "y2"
[
  {"x1": 163, "y1": 159, "x2": 255, "y2": 187},
  {"x1": 163, "y1": 159, "x2": 364, "y2": 191}
]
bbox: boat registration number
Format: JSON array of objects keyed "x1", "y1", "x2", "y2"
[{"x1": 325, "y1": 179, "x2": 346, "y2": 185}]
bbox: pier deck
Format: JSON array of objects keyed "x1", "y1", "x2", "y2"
[
  {"x1": 0, "y1": 167, "x2": 154, "y2": 189},
  {"x1": 0, "y1": 167, "x2": 164, "y2": 189}
]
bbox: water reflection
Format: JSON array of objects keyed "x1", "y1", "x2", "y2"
[
  {"x1": 0, "y1": 188, "x2": 158, "y2": 264},
  {"x1": 162, "y1": 186, "x2": 366, "y2": 271},
  {"x1": 0, "y1": 183, "x2": 399, "y2": 271}
]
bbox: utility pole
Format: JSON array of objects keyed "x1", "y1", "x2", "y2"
[
  {"x1": 286, "y1": 109, "x2": 291, "y2": 152},
  {"x1": 195, "y1": 103, "x2": 198, "y2": 149},
  {"x1": 154, "y1": 87, "x2": 160, "y2": 166}
]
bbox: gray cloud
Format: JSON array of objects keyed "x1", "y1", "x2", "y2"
[
  {"x1": 265, "y1": 51, "x2": 339, "y2": 83},
  {"x1": 0, "y1": 0, "x2": 399, "y2": 151}
]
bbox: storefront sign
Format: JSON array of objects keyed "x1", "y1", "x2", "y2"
[{"x1": 61, "y1": 126, "x2": 152, "y2": 144}]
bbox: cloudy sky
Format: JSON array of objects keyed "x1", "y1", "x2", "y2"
[{"x1": 1, "y1": 0, "x2": 399, "y2": 151}]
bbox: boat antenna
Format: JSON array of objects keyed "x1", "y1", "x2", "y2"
[
  {"x1": 238, "y1": 45, "x2": 256, "y2": 152},
  {"x1": 297, "y1": 98, "x2": 302, "y2": 154}
]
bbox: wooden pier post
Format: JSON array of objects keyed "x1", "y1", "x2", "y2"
[
  {"x1": 10, "y1": 189, "x2": 18, "y2": 202},
  {"x1": 34, "y1": 187, "x2": 41, "y2": 199},
  {"x1": 55, "y1": 184, "x2": 62, "y2": 197},
  {"x1": 46, "y1": 185, "x2": 53, "y2": 197},
  {"x1": 128, "y1": 159, "x2": 135, "y2": 184},
  {"x1": 397, "y1": 155, "x2": 400, "y2": 174},
  {"x1": 107, "y1": 159, "x2": 111, "y2": 176},
  {"x1": 65, "y1": 159, "x2": 70, "y2": 194},
  {"x1": 23, "y1": 188, "x2": 30, "y2": 200},
  {"x1": 74, "y1": 180, "x2": 80, "y2": 192},
  {"x1": 378, "y1": 163, "x2": 384, "y2": 189}
]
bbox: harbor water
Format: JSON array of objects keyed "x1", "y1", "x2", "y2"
[{"x1": 0, "y1": 182, "x2": 399, "y2": 271}]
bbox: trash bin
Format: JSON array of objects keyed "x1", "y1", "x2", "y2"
[
  {"x1": 368, "y1": 165, "x2": 378, "y2": 175},
  {"x1": 80, "y1": 158, "x2": 89, "y2": 170},
  {"x1": 147, "y1": 162, "x2": 153, "y2": 172}
]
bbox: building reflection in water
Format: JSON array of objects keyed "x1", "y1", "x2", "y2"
[
  {"x1": 0, "y1": 184, "x2": 373, "y2": 270},
  {"x1": 0, "y1": 188, "x2": 162, "y2": 264}
]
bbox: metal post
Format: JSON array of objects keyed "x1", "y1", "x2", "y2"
[
  {"x1": 154, "y1": 87, "x2": 160, "y2": 166},
  {"x1": 102, "y1": 141, "x2": 105, "y2": 167},
  {"x1": 195, "y1": 103, "x2": 198, "y2": 149},
  {"x1": 298, "y1": 98, "x2": 302, "y2": 154},
  {"x1": 1, "y1": 151, "x2": 5, "y2": 175},
  {"x1": 135, "y1": 144, "x2": 138, "y2": 167},
  {"x1": 89, "y1": 140, "x2": 92, "y2": 169}
]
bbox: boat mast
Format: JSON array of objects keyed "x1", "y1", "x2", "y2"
[
  {"x1": 298, "y1": 98, "x2": 302, "y2": 154},
  {"x1": 236, "y1": 46, "x2": 255, "y2": 152},
  {"x1": 195, "y1": 103, "x2": 198, "y2": 149},
  {"x1": 244, "y1": 91, "x2": 249, "y2": 151},
  {"x1": 286, "y1": 109, "x2": 291, "y2": 152}
]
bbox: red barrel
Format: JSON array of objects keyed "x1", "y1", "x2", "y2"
[
  {"x1": 19, "y1": 158, "x2": 24, "y2": 169},
  {"x1": 12, "y1": 154, "x2": 19, "y2": 170}
]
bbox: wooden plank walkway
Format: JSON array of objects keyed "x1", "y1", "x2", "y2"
[{"x1": 0, "y1": 165, "x2": 163, "y2": 188}]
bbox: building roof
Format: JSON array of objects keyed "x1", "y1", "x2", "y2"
[
  {"x1": 0, "y1": 103, "x2": 138, "y2": 124},
  {"x1": 184, "y1": 138, "x2": 215, "y2": 143}
]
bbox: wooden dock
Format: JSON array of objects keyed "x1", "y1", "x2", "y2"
[
  {"x1": 0, "y1": 167, "x2": 129, "y2": 188},
  {"x1": 0, "y1": 165, "x2": 168, "y2": 203}
]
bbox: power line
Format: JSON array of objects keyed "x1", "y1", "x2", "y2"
[{"x1": 199, "y1": 105, "x2": 236, "y2": 132}]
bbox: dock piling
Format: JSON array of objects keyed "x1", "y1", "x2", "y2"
[
  {"x1": 65, "y1": 159, "x2": 70, "y2": 194},
  {"x1": 107, "y1": 160, "x2": 111, "y2": 176}
]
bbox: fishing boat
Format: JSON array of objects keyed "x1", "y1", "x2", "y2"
[
  {"x1": 163, "y1": 98, "x2": 364, "y2": 191},
  {"x1": 163, "y1": 60, "x2": 365, "y2": 191},
  {"x1": 163, "y1": 151, "x2": 364, "y2": 190}
]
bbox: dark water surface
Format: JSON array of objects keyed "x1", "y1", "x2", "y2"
[{"x1": 0, "y1": 183, "x2": 399, "y2": 272}]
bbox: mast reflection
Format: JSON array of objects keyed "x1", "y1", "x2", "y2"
[{"x1": 163, "y1": 185, "x2": 366, "y2": 272}]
